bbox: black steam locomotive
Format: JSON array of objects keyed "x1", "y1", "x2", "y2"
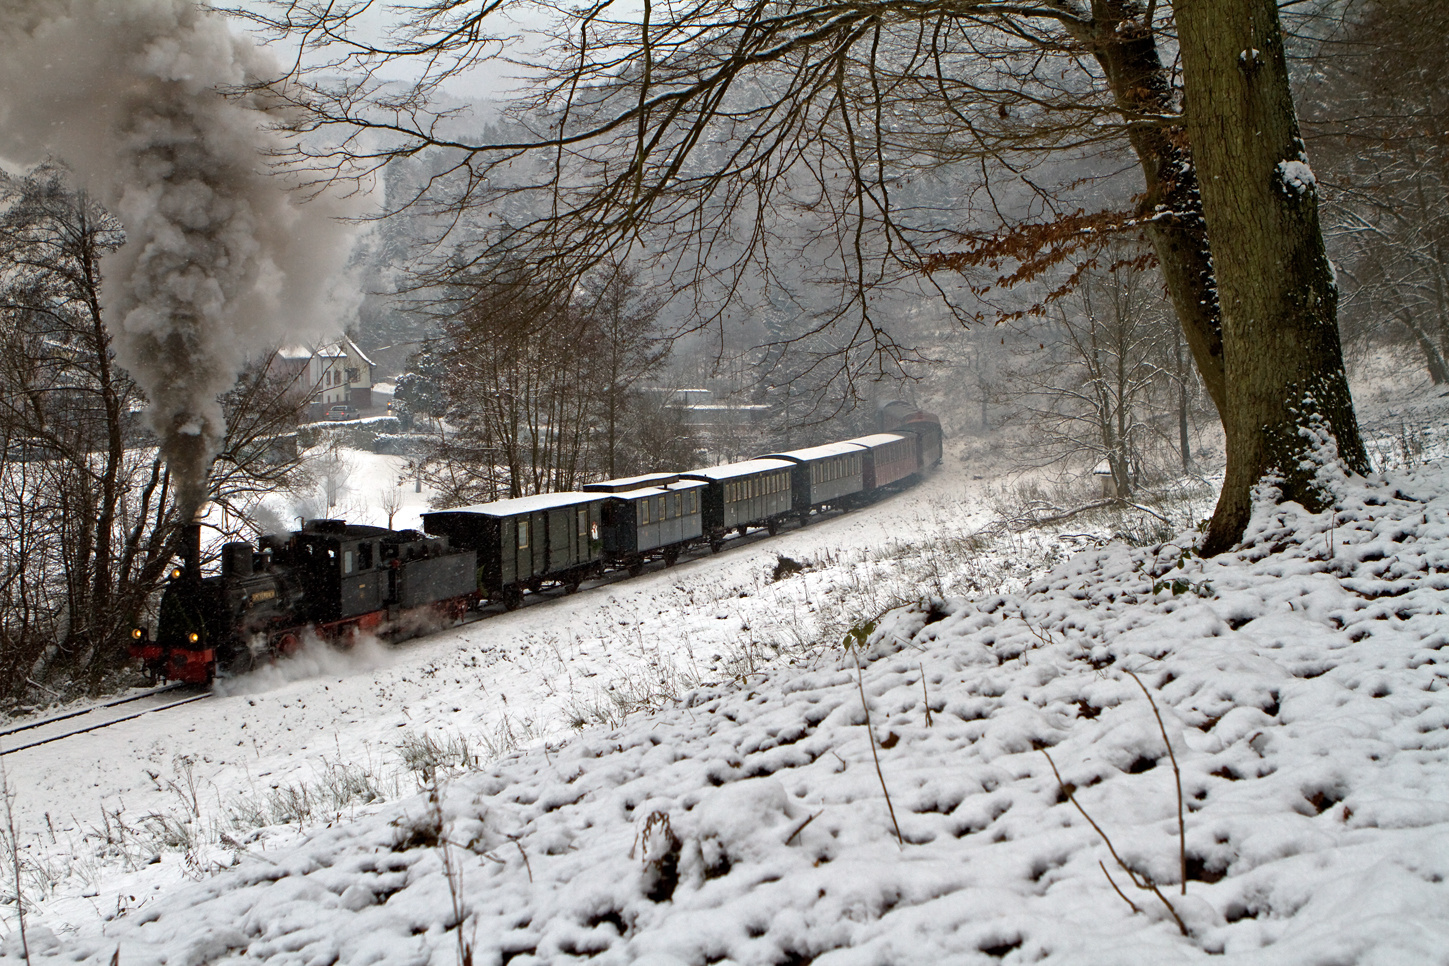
[
  {"x1": 132, "y1": 405, "x2": 943, "y2": 684},
  {"x1": 130, "y1": 521, "x2": 476, "y2": 683}
]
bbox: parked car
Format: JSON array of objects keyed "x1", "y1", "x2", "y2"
[{"x1": 325, "y1": 404, "x2": 357, "y2": 421}]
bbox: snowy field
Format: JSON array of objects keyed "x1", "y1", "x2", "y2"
[{"x1": 4, "y1": 386, "x2": 1449, "y2": 964}]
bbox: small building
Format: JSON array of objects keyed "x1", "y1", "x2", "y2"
[{"x1": 274, "y1": 337, "x2": 378, "y2": 420}]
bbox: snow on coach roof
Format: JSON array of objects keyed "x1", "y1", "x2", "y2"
[
  {"x1": 438, "y1": 491, "x2": 601, "y2": 517},
  {"x1": 843, "y1": 433, "x2": 908, "y2": 448},
  {"x1": 682, "y1": 457, "x2": 796, "y2": 481},
  {"x1": 766, "y1": 441, "x2": 867, "y2": 462},
  {"x1": 583, "y1": 472, "x2": 680, "y2": 493}
]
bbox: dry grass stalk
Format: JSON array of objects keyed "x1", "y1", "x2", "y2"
[
  {"x1": 856, "y1": 663, "x2": 904, "y2": 848},
  {"x1": 1042, "y1": 749, "x2": 1188, "y2": 936}
]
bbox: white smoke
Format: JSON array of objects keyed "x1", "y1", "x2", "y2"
[
  {"x1": 0, "y1": 0, "x2": 358, "y2": 512},
  {"x1": 212, "y1": 630, "x2": 395, "y2": 697}
]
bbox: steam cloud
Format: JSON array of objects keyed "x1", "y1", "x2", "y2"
[{"x1": 0, "y1": 0, "x2": 356, "y2": 514}]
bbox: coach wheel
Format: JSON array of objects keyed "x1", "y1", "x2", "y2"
[
  {"x1": 767, "y1": 519, "x2": 779, "y2": 536},
  {"x1": 798, "y1": 513, "x2": 811, "y2": 527},
  {"x1": 627, "y1": 559, "x2": 644, "y2": 578},
  {"x1": 738, "y1": 526, "x2": 749, "y2": 538},
  {"x1": 564, "y1": 578, "x2": 581, "y2": 594},
  {"x1": 709, "y1": 538, "x2": 723, "y2": 554},
  {"x1": 502, "y1": 586, "x2": 524, "y2": 610},
  {"x1": 663, "y1": 547, "x2": 679, "y2": 567}
]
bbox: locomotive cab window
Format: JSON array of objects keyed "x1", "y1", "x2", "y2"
[
  {"x1": 358, "y1": 542, "x2": 373, "y2": 569},
  {"x1": 343, "y1": 549, "x2": 354, "y2": 574}
]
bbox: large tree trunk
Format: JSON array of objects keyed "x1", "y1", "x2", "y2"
[
  {"x1": 1177, "y1": 0, "x2": 1371, "y2": 555},
  {"x1": 1080, "y1": 0, "x2": 1225, "y2": 417}
]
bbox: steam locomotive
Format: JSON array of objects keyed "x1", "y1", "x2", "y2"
[{"x1": 130, "y1": 406, "x2": 943, "y2": 684}]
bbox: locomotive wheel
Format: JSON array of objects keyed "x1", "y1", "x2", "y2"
[{"x1": 276, "y1": 632, "x2": 301, "y2": 656}]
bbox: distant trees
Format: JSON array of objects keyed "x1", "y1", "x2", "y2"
[
  {"x1": 0, "y1": 165, "x2": 313, "y2": 696},
  {"x1": 1307, "y1": 0, "x2": 1449, "y2": 383},
  {"x1": 1007, "y1": 250, "x2": 1206, "y2": 497}
]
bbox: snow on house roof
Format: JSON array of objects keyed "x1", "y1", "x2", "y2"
[{"x1": 343, "y1": 335, "x2": 376, "y2": 368}]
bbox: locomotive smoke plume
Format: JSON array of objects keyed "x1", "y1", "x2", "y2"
[{"x1": 0, "y1": 0, "x2": 357, "y2": 515}]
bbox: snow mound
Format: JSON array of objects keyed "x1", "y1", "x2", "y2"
[{"x1": 19, "y1": 463, "x2": 1449, "y2": 964}]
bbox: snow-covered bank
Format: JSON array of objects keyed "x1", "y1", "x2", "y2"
[{"x1": 5, "y1": 429, "x2": 1448, "y2": 962}]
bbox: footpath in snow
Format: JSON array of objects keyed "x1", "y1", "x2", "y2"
[{"x1": 7, "y1": 416, "x2": 1449, "y2": 963}]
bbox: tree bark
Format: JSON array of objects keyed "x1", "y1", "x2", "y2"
[
  {"x1": 1079, "y1": 1, "x2": 1225, "y2": 417},
  {"x1": 1177, "y1": 0, "x2": 1371, "y2": 555}
]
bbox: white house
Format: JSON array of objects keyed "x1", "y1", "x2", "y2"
[{"x1": 273, "y1": 337, "x2": 378, "y2": 419}]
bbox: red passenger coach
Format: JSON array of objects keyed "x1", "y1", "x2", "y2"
[{"x1": 845, "y1": 433, "x2": 918, "y2": 490}]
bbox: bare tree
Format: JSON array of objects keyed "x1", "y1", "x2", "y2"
[
  {"x1": 241, "y1": 0, "x2": 1369, "y2": 551},
  {"x1": 0, "y1": 165, "x2": 316, "y2": 695},
  {"x1": 1007, "y1": 249, "x2": 1190, "y2": 497},
  {"x1": 379, "y1": 479, "x2": 405, "y2": 529}
]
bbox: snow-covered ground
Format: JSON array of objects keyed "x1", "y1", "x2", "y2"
[{"x1": 5, "y1": 386, "x2": 1449, "y2": 964}]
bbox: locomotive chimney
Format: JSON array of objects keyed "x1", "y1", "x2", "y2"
[{"x1": 181, "y1": 507, "x2": 205, "y2": 586}]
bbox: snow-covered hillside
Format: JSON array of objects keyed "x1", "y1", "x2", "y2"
[{"x1": 6, "y1": 390, "x2": 1449, "y2": 964}]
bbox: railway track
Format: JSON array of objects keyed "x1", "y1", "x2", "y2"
[
  {"x1": 0, "y1": 684, "x2": 210, "y2": 756},
  {"x1": 0, "y1": 499, "x2": 877, "y2": 754}
]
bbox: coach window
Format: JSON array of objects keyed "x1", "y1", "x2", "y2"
[
  {"x1": 641, "y1": 498, "x2": 650, "y2": 524},
  {"x1": 518, "y1": 520, "x2": 530, "y2": 550},
  {"x1": 578, "y1": 508, "x2": 588, "y2": 539}
]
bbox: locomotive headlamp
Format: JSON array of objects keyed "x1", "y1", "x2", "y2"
[
  {"x1": 169, "y1": 567, "x2": 183, "y2": 580},
  {"x1": 188, "y1": 632, "x2": 200, "y2": 643},
  {"x1": 131, "y1": 628, "x2": 143, "y2": 640}
]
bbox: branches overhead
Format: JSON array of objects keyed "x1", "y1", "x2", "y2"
[{"x1": 245, "y1": 0, "x2": 1204, "y2": 389}]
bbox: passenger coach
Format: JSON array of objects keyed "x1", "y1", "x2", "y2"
[
  {"x1": 422, "y1": 493, "x2": 605, "y2": 606},
  {"x1": 681, "y1": 458, "x2": 796, "y2": 550},
  {"x1": 584, "y1": 473, "x2": 707, "y2": 571}
]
